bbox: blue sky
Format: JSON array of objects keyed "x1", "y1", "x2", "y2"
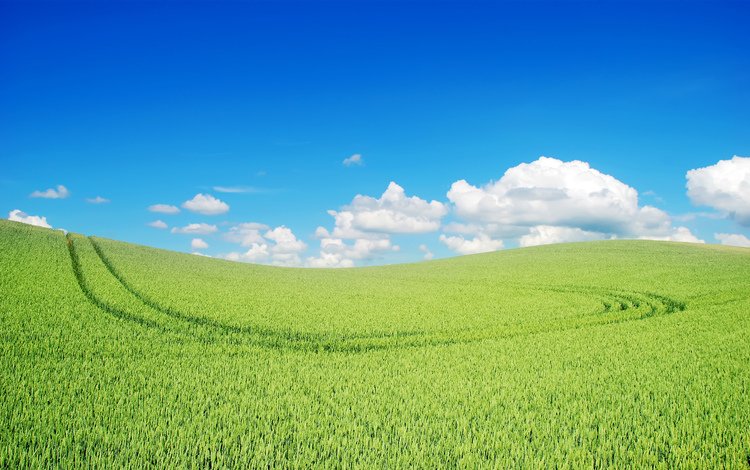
[{"x1": 2, "y1": 0, "x2": 749, "y2": 266}]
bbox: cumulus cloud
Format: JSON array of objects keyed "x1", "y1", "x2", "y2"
[
  {"x1": 439, "y1": 233, "x2": 504, "y2": 255},
  {"x1": 447, "y1": 157, "x2": 664, "y2": 235},
  {"x1": 86, "y1": 196, "x2": 110, "y2": 204},
  {"x1": 441, "y1": 156, "x2": 699, "y2": 252},
  {"x1": 224, "y1": 222, "x2": 270, "y2": 247},
  {"x1": 639, "y1": 226, "x2": 705, "y2": 244},
  {"x1": 171, "y1": 223, "x2": 218, "y2": 235},
  {"x1": 148, "y1": 204, "x2": 180, "y2": 214},
  {"x1": 686, "y1": 156, "x2": 750, "y2": 226},
  {"x1": 519, "y1": 225, "x2": 607, "y2": 247},
  {"x1": 30, "y1": 185, "x2": 69, "y2": 199},
  {"x1": 148, "y1": 220, "x2": 168, "y2": 229},
  {"x1": 714, "y1": 233, "x2": 750, "y2": 247},
  {"x1": 306, "y1": 182, "x2": 441, "y2": 266},
  {"x1": 307, "y1": 237, "x2": 398, "y2": 268},
  {"x1": 182, "y1": 193, "x2": 229, "y2": 215},
  {"x1": 223, "y1": 225, "x2": 307, "y2": 266},
  {"x1": 335, "y1": 182, "x2": 447, "y2": 235},
  {"x1": 8, "y1": 209, "x2": 52, "y2": 228},
  {"x1": 191, "y1": 238, "x2": 209, "y2": 250},
  {"x1": 343, "y1": 153, "x2": 364, "y2": 167}
]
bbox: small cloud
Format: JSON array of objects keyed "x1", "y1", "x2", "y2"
[
  {"x1": 8, "y1": 209, "x2": 51, "y2": 228},
  {"x1": 419, "y1": 244, "x2": 434, "y2": 260},
  {"x1": 715, "y1": 233, "x2": 750, "y2": 247},
  {"x1": 182, "y1": 193, "x2": 229, "y2": 215},
  {"x1": 171, "y1": 223, "x2": 218, "y2": 235},
  {"x1": 224, "y1": 222, "x2": 270, "y2": 246},
  {"x1": 86, "y1": 196, "x2": 110, "y2": 204},
  {"x1": 191, "y1": 238, "x2": 209, "y2": 250},
  {"x1": 148, "y1": 220, "x2": 168, "y2": 229},
  {"x1": 642, "y1": 190, "x2": 664, "y2": 203},
  {"x1": 212, "y1": 186, "x2": 263, "y2": 194},
  {"x1": 30, "y1": 185, "x2": 69, "y2": 199},
  {"x1": 343, "y1": 154, "x2": 364, "y2": 167},
  {"x1": 148, "y1": 204, "x2": 180, "y2": 214}
]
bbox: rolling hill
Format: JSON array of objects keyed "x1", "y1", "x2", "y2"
[{"x1": 1, "y1": 218, "x2": 749, "y2": 467}]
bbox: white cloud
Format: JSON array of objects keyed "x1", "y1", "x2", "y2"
[
  {"x1": 686, "y1": 156, "x2": 750, "y2": 226},
  {"x1": 335, "y1": 182, "x2": 447, "y2": 235},
  {"x1": 519, "y1": 225, "x2": 607, "y2": 247},
  {"x1": 224, "y1": 222, "x2": 270, "y2": 247},
  {"x1": 148, "y1": 204, "x2": 180, "y2": 214},
  {"x1": 306, "y1": 251, "x2": 356, "y2": 268},
  {"x1": 343, "y1": 153, "x2": 364, "y2": 167},
  {"x1": 419, "y1": 244, "x2": 434, "y2": 260},
  {"x1": 439, "y1": 233, "x2": 504, "y2": 255},
  {"x1": 447, "y1": 157, "x2": 665, "y2": 235},
  {"x1": 223, "y1": 225, "x2": 306, "y2": 266},
  {"x1": 86, "y1": 196, "x2": 110, "y2": 204},
  {"x1": 306, "y1": 237, "x2": 398, "y2": 268},
  {"x1": 446, "y1": 156, "x2": 698, "y2": 248},
  {"x1": 171, "y1": 223, "x2": 218, "y2": 235},
  {"x1": 182, "y1": 193, "x2": 229, "y2": 215},
  {"x1": 308, "y1": 182, "x2": 445, "y2": 266},
  {"x1": 191, "y1": 238, "x2": 209, "y2": 250},
  {"x1": 639, "y1": 226, "x2": 705, "y2": 244},
  {"x1": 213, "y1": 186, "x2": 262, "y2": 194},
  {"x1": 265, "y1": 226, "x2": 307, "y2": 254},
  {"x1": 30, "y1": 185, "x2": 69, "y2": 199},
  {"x1": 8, "y1": 209, "x2": 51, "y2": 228},
  {"x1": 714, "y1": 233, "x2": 750, "y2": 247},
  {"x1": 148, "y1": 220, "x2": 168, "y2": 229}
]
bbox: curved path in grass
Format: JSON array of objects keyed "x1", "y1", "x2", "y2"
[{"x1": 67, "y1": 233, "x2": 686, "y2": 353}]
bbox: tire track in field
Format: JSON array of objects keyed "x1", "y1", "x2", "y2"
[
  {"x1": 71, "y1": 234, "x2": 426, "y2": 352},
  {"x1": 66, "y1": 234, "x2": 170, "y2": 332},
  {"x1": 72, "y1": 235, "x2": 687, "y2": 353},
  {"x1": 87, "y1": 236, "x2": 426, "y2": 347}
]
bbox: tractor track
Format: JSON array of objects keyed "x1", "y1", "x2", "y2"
[{"x1": 67, "y1": 234, "x2": 687, "y2": 353}]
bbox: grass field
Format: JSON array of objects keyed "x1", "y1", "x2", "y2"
[{"x1": 1, "y1": 218, "x2": 749, "y2": 467}]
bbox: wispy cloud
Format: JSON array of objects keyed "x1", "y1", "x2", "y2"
[
  {"x1": 171, "y1": 223, "x2": 218, "y2": 235},
  {"x1": 30, "y1": 185, "x2": 69, "y2": 199},
  {"x1": 148, "y1": 204, "x2": 180, "y2": 214},
  {"x1": 343, "y1": 154, "x2": 364, "y2": 167},
  {"x1": 86, "y1": 196, "x2": 110, "y2": 204},
  {"x1": 212, "y1": 186, "x2": 266, "y2": 194}
]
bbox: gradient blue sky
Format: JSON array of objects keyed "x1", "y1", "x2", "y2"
[{"x1": 2, "y1": 0, "x2": 749, "y2": 266}]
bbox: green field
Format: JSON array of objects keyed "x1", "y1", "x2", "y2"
[{"x1": 1, "y1": 218, "x2": 749, "y2": 467}]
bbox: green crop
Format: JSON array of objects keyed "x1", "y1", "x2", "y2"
[{"x1": 1, "y1": 219, "x2": 749, "y2": 467}]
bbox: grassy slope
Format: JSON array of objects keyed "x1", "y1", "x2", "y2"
[{"x1": 1, "y1": 219, "x2": 749, "y2": 467}]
